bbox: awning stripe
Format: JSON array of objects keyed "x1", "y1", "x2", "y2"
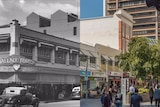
[{"x1": 80, "y1": 49, "x2": 92, "y2": 56}]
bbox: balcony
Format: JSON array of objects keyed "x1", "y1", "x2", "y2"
[
  {"x1": 133, "y1": 26, "x2": 155, "y2": 31},
  {"x1": 120, "y1": 4, "x2": 146, "y2": 9}
]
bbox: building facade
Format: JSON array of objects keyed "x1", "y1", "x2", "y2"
[
  {"x1": 0, "y1": 19, "x2": 79, "y2": 100},
  {"x1": 80, "y1": 43, "x2": 121, "y2": 97},
  {"x1": 80, "y1": 9, "x2": 134, "y2": 53},
  {"x1": 105, "y1": 0, "x2": 159, "y2": 39},
  {"x1": 26, "y1": 10, "x2": 80, "y2": 42}
]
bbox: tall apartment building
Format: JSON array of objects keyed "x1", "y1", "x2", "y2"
[{"x1": 105, "y1": 0, "x2": 159, "y2": 39}]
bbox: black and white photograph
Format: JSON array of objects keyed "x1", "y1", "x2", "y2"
[{"x1": 0, "y1": 0, "x2": 80, "y2": 107}]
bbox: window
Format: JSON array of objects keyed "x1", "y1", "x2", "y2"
[
  {"x1": 108, "y1": 60, "x2": 112, "y2": 66},
  {"x1": 38, "y1": 47, "x2": 52, "y2": 62},
  {"x1": 20, "y1": 43, "x2": 34, "y2": 59},
  {"x1": 90, "y1": 57, "x2": 96, "y2": 64},
  {"x1": 69, "y1": 53, "x2": 77, "y2": 65},
  {"x1": 55, "y1": 50, "x2": 67, "y2": 64},
  {"x1": 73, "y1": 27, "x2": 77, "y2": 35},
  {"x1": 0, "y1": 43, "x2": 10, "y2": 52},
  {"x1": 101, "y1": 56, "x2": 106, "y2": 64},
  {"x1": 80, "y1": 55, "x2": 87, "y2": 62}
]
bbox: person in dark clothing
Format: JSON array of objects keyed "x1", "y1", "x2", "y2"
[
  {"x1": 149, "y1": 87, "x2": 154, "y2": 105},
  {"x1": 100, "y1": 87, "x2": 106, "y2": 107},
  {"x1": 109, "y1": 85, "x2": 113, "y2": 103},
  {"x1": 154, "y1": 85, "x2": 160, "y2": 107},
  {"x1": 104, "y1": 90, "x2": 111, "y2": 107},
  {"x1": 130, "y1": 88, "x2": 143, "y2": 107},
  {"x1": 114, "y1": 89, "x2": 122, "y2": 107}
]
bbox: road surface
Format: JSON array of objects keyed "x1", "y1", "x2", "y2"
[{"x1": 39, "y1": 100, "x2": 80, "y2": 107}]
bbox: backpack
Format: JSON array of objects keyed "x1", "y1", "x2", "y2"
[{"x1": 114, "y1": 93, "x2": 122, "y2": 104}]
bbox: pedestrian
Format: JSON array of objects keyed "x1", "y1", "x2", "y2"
[
  {"x1": 129, "y1": 84, "x2": 135, "y2": 96},
  {"x1": 114, "y1": 89, "x2": 122, "y2": 107},
  {"x1": 149, "y1": 87, "x2": 154, "y2": 105},
  {"x1": 130, "y1": 88, "x2": 143, "y2": 107},
  {"x1": 104, "y1": 89, "x2": 111, "y2": 107},
  {"x1": 109, "y1": 85, "x2": 113, "y2": 103},
  {"x1": 154, "y1": 85, "x2": 160, "y2": 107},
  {"x1": 100, "y1": 87, "x2": 106, "y2": 107}
]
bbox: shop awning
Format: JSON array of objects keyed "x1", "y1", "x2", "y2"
[
  {"x1": 80, "y1": 49, "x2": 92, "y2": 56},
  {"x1": 102, "y1": 55, "x2": 110, "y2": 60},
  {"x1": 108, "y1": 56, "x2": 114, "y2": 61},
  {"x1": 90, "y1": 51, "x2": 98, "y2": 57}
]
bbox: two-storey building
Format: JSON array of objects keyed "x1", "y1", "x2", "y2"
[
  {"x1": 80, "y1": 43, "x2": 121, "y2": 97},
  {"x1": 0, "y1": 19, "x2": 79, "y2": 100}
]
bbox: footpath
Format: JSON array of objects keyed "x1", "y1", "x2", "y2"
[{"x1": 81, "y1": 98, "x2": 151, "y2": 107}]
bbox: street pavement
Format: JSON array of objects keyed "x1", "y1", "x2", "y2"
[
  {"x1": 80, "y1": 98, "x2": 153, "y2": 107},
  {"x1": 39, "y1": 100, "x2": 80, "y2": 107}
]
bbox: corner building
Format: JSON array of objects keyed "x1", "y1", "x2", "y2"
[{"x1": 0, "y1": 19, "x2": 79, "y2": 100}]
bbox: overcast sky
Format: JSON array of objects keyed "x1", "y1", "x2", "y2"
[{"x1": 0, "y1": 0, "x2": 80, "y2": 25}]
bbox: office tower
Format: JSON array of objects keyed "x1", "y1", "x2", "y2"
[{"x1": 105, "y1": 0, "x2": 159, "y2": 39}]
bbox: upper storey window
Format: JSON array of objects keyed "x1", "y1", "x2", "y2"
[
  {"x1": 55, "y1": 49, "x2": 67, "y2": 64},
  {"x1": 20, "y1": 38, "x2": 37, "y2": 59},
  {"x1": 38, "y1": 46, "x2": 52, "y2": 62},
  {"x1": 0, "y1": 35, "x2": 10, "y2": 52}
]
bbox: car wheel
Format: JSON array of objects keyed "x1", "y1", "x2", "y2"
[
  {"x1": 33, "y1": 102, "x2": 39, "y2": 107},
  {"x1": 0, "y1": 99, "x2": 5, "y2": 107}
]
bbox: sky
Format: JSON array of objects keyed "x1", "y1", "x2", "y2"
[
  {"x1": 80, "y1": 0, "x2": 103, "y2": 19},
  {"x1": 0, "y1": 0, "x2": 80, "y2": 26}
]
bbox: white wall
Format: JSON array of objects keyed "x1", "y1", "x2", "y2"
[
  {"x1": 26, "y1": 10, "x2": 80, "y2": 43},
  {"x1": 80, "y1": 17, "x2": 119, "y2": 50}
]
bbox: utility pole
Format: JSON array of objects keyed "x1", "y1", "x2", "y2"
[{"x1": 85, "y1": 56, "x2": 89, "y2": 99}]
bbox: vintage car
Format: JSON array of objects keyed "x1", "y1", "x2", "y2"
[
  {"x1": 71, "y1": 86, "x2": 80, "y2": 100},
  {"x1": 0, "y1": 87, "x2": 39, "y2": 107}
]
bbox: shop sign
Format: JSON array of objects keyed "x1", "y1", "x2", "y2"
[
  {"x1": 0, "y1": 55, "x2": 35, "y2": 65},
  {"x1": 80, "y1": 70, "x2": 91, "y2": 76},
  {"x1": 109, "y1": 71, "x2": 121, "y2": 77},
  {"x1": 91, "y1": 71, "x2": 106, "y2": 77}
]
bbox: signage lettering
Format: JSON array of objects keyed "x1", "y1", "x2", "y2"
[{"x1": 0, "y1": 55, "x2": 35, "y2": 65}]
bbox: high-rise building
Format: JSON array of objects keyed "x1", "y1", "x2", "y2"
[{"x1": 105, "y1": 0, "x2": 159, "y2": 39}]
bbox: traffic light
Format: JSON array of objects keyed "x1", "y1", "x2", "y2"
[{"x1": 146, "y1": 0, "x2": 160, "y2": 11}]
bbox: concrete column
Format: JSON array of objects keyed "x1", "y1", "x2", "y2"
[
  {"x1": 51, "y1": 49, "x2": 55, "y2": 64},
  {"x1": 10, "y1": 19, "x2": 20, "y2": 56},
  {"x1": 112, "y1": 57, "x2": 115, "y2": 71},
  {"x1": 66, "y1": 52, "x2": 69, "y2": 65},
  {"x1": 32, "y1": 46, "x2": 37, "y2": 61},
  {"x1": 76, "y1": 54, "x2": 79, "y2": 66}
]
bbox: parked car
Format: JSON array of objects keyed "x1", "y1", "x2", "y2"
[
  {"x1": 0, "y1": 87, "x2": 39, "y2": 107},
  {"x1": 71, "y1": 86, "x2": 80, "y2": 100}
]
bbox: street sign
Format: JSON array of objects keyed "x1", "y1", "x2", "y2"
[{"x1": 84, "y1": 71, "x2": 88, "y2": 81}]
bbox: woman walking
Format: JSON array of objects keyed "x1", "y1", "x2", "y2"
[{"x1": 149, "y1": 87, "x2": 154, "y2": 105}]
